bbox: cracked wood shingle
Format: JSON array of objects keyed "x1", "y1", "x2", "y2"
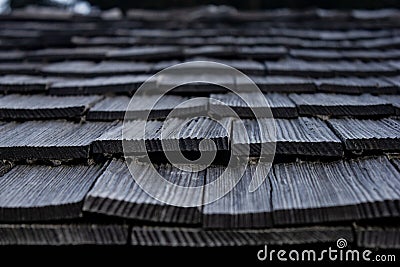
[
  {"x1": 49, "y1": 75, "x2": 152, "y2": 95},
  {"x1": 0, "y1": 121, "x2": 115, "y2": 160},
  {"x1": 202, "y1": 164, "x2": 272, "y2": 229},
  {"x1": 270, "y1": 156, "x2": 400, "y2": 225},
  {"x1": 210, "y1": 93, "x2": 298, "y2": 118},
  {"x1": 0, "y1": 224, "x2": 129, "y2": 245},
  {"x1": 232, "y1": 117, "x2": 343, "y2": 158},
  {"x1": 0, "y1": 163, "x2": 107, "y2": 222},
  {"x1": 131, "y1": 226, "x2": 353, "y2": 247},
  {"x1": 289, "y1": 93, "x2": 394, "y2": 117},
  {"x1": 86, "y1": 96, "x2": 130, "y2": 121},
  {"x1": 83, "y1": 159, "x2": 205, "y2": 224},
  {"x1": 41, "y1": 61, "x2": 152, "y2": 77},
  {"x1": 328, "y1": 118, "x2": 400, "y2": 152},
  {"x1": 0, "y1": 94, "x2": 102, "y2": 120}
]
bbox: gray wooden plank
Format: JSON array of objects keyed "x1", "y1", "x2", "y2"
[
  {"x1": 233, "y1": 117, "x2": 343, "y2": 157},
  {"x1": 202, "y1": 163, "x2": 272, "y2": 229},
  {"x1": 289, "y1": 93, "x2": 394, "y2": 117},
  {"x1": 355, "y1": 224, "x2": 400, "y2": 249},
  {"x1": 41, "y1": 61, "x2": 152, "y2": 77},
  {"x1": 0, "y1": 121, "x2": 115, "y2": 160},
  {"x1": 0, "y1": 163, "x2": 107, "y2": 221},
  {"x1": 236, "y1": 46, "x2": 287, "y2": 59},
  {"x1": 83, "y1": 159, "x2": 205, "y2": 224},
  {"x1": 0, "y1": 224, "x2": 129, "y2": 245},
  {"x1": 0, "y1": 94, "x2": 102, "y2": 120},
  {"x1": 238, "y1": 76, "x2": 316, "y2": 93},
  {"x1": 328, "y1": 118, "x2": 400, "y2": 152},
  {"x1": 270, "y1": 156, "x2": 400, "y2": 225},
  {"x1": 49, "y1": 75, "x2": 152, "y2": 95},
  {"x1": 210, "y1": 93, "x2": 298, "y2": 118},
  {"x1": 131, "y1": 226, "x2": 353, "y2": 247},
  {"x1": 184, "y1": 45, "x2": 235, "y2": 58},
  {"x1": 316, "y1": 77, "x2": 398, "y2": 94},
  {"x1": 107, "y1": 46, "x2": 182, "y2": 60}
]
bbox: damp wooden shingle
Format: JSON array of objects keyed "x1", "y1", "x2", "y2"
[
  {"x1": 355, "y1": 223, "x2": 400, "y2": 249},
  {"x1": 379, "y1": 95, "x2": 400, "y2": 115},
  {"x1": 289, "y1": 93, "x2": 394, "y2": 117},
  {"x1": 210, "y1": 93, "x2": 297, "y2": 118},
  {"x1": 232, "y1": 117, "x2": 343, "y2": 158},
  {"x1": 316, "y1": 77, "x2": 398, "y2": 94},
  {"x1": 0, "y1": 164, "x2": 106, "y2": 222},
  {"x1": 270, "y1": 156, "x2": 400, "y2": 225},
  {"x1": 328, "y1": 118, "x2": 400, "y2": 152},
  {"x1": 0, "y1": 94, "x2": 102, "y2": 120},
  {"x1": 0, "y1": 224, "x2": 129, "y2": 245},
  {"x1": 131, "y1": 226, "x2": 353, "y2": 247},
  {"x1": 83, "y1": 159, "x2": 205, "y2": 224},
  {"x1": 107, "y1": 46, "x2": 182, "y2": 60},
  {"x1": 202, "y1": 164, "x2": 272, "y2": 229},
  {"x1": 0, "y1": 75, "x2": 56, "y2": 93},
  {"x1": 238, "y1": 76, "x2": 316, "y2": 93},
  {"x1": 41, "y1": 61, "x2": 152, "y2": 77},
  {"x1": 86, "y1": 96, "x2": 130, "y2": 121},
  {"x1": 0, "y1": 121, "x2": 115, "y2": 160},
  {"x1": 49, "y1": 75, "x2": 152, "y2": 95}
]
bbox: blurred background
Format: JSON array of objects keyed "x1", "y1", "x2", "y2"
[{"x1": 2, "y1": 0, "x2": 400, "y2": 13}]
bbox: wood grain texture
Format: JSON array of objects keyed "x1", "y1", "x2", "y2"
[
  {"x1": 328, "y1": 118, "x2": 400, "y2": 152},
  {"x1": 289, "y1": 93, "x2": 394, "y2": 116},
  {"x1": 0, "y1": 224, "x2": 129, "y2": 245},
  {"x1": 379, "y1": 95, "x2": 400, "y2": 115},
  {"x1": 0, "y1": 163, "x2": 107, "y2": 221},
  {"x1": 0, "y1": 94, "x2": 102, "y2": 120},
  {"x1": 49, "y1": 75, "x2": 153, "y2": 95},
  {"x1": 233, "y1": 117, "x2": 343, "y2": 157},
  {"x1": 210, "y1": 93, "x2": 298, "y2": 118},
  {"x1": 355, "y1": 224, "x2": 400, "y2": 249},
  {"x1": 316, "y1": 77, "x2": 397, "y2": 94},
  {"x1": 131, "y1": 226, "x2": 353, "y2": 247},
  {"x1": 202, "y1": 164, "x2": 273, "y2": 229},
  {"x1": 0, "y1": 121, "x2": 115, "y2": 160},
  {"x1": 238, "y1": 76, "x2": 316, "y2": 93},
  {"x1": 270, "y1": 156, "x2": 400, "y2": 225},
  {"x1": 83, "y1": 159, "x2": 205, "y2": 224}
]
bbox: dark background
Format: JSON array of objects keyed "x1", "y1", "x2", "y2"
[{"x1": 8, "y1": 0, "x2": 400, "y2": 11}]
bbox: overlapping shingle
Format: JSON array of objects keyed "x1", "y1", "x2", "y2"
[
  {"x1": 328, "y1": 118, "x2": 400, "y2": 152},
  {"x1": 0, "y1": 94, "x2": 102, "y2": 120},
  {"x1": 131, "y1": 226, "x2": 353, "y2": 247},
  {"x1": 0, "y1": 75, "x2": 57, "y2": 93},
  {"x1": 241, "y1": 76, "x2": 316, "y2": 93},
  {"x1": 0, "y1": 224, "x2": 129, "y2": 245},
  {"x1": 83, "y1": 159, "x2": 205, "y2": 224},
  {"x1": 316, "y1": 77, "x2": 398, "y2": 94},
  {"x1": 289, "y1": 93, "x2": 394, "y2": 116},
  {"x1": 0, "y1": 164, "x2": 106, "y2": 221},
  {"x1": 232, "y1": 117, "x2": 343, "y2": 158},
  {"x1": 210, "y1": 93, "x2": 297, "y2": 118},
  {"x1": 0, "y1": 121, "x2": 115, "y2": 159},
  {"x1": 107, "y1": 46, "x2": 182, "y2": 60},
  {"x1": 270, "y1": 156, "x2": 400, "y2": 225},
  {"x1": 355, "y1": 224, "x2": 400, "y2": 249},
  {"x1": 203, "y1": 164, "x2": 272, "y2": 228}
]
